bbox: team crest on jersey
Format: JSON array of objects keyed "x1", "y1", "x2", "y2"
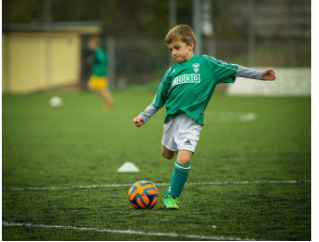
[{"x1": 193, "y1": 63, "x2": 200, "y2": 73}]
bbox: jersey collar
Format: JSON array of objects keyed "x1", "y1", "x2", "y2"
[{"x1": 178, "y1": 54, "x2": 197, "y2": 65}]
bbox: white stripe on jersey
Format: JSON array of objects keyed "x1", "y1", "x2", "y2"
[{"x1": 203, "y1": 55, "x2": 238, "y2": 71}]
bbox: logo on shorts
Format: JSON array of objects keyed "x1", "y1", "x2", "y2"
[
  {"x1": 184, "y1": 139, "x2": 192, "y2": 145},
  {"x1": 193, "y1": 63, "x2": 200, "y2": 73}
]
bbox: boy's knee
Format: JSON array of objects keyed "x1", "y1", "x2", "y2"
[
  {"x1": 177, "y1": 150, "x2": 193, "y2": 164},
  {"x1": 162, "y1": 152, "x2": 175, "y2": 160},
  {"x1": 161, "y1": 146, "x2": 176, "y2": 160},
  {"x1": 177, "y1": 156, "x2": 191, "y2": 164}
]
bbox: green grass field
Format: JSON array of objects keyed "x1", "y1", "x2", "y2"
[{"x1": 2, "y1": 90, "x2": 311, "y2": 240}]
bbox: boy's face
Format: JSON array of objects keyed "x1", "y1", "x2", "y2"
[
  {"x1": 167, "y1": 40, "x2": 195, "y2": 63},
  {"x1": 88, "y1": 40, "x2": 97, "y2": 51}
]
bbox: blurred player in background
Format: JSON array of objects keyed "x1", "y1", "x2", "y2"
[
  {"x1": 133, "y1": 24, "x2": 276, "y2": 210},
  {"x1": 87, "y1": 36, "x2": 115, "y2": 109}
]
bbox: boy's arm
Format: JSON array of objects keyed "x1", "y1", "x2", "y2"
[
  {"x1": 133, "y1": 103, "x2": 161, "y2": 127},
  {"x1": 133, "y1": 68, "x2": 171, "y2": 128},
  {"x1": 236, "y1": 66, "x2": 276, "y2": 81}
]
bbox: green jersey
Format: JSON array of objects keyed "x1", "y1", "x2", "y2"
[
  {"x1": 153, "y1": 55, "x2": 238, "y2": 125},
  {"x1": 92, "y1": 47, "x2": 108, "y2": 77}
]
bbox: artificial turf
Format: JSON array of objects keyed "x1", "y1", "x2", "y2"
[{"x1": 2, "y1": 90, "x2": 311, "y2": 240}]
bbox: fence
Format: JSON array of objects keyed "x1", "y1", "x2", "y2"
[{"x1": 80, "y1": 37, "x2": 310, "y2": 90}]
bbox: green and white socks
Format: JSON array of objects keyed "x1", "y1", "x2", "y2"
[{"x1": 165, "y1": 160, "x2": 191, "y2": 199}]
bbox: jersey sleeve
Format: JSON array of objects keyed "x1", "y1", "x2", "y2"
[
  {"x1": 203, "y1": 55, "x2": 238, "y2": 84},
  {"x1": 152, "y1": 68, "x2": 171, "y2": 108}
]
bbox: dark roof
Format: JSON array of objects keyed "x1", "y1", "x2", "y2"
[{"x1": 3, "y1": 22, "x2": 103, "y2": 34}]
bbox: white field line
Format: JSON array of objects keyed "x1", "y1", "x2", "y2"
[
  {"x1": 2, "y1": 221, "x2": 258, "y2": 241},
  {"x1": 8, "y1": 180, "x2": 311, "y2": 191},
  {"x1": 201, "y1": 112, "x2": 257, "y2": 124},
  {"x1": 52, "y1": 110, "x2": 257, "y2": 123}
]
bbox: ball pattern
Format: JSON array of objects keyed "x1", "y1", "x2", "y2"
[{"x1": 128, "y1": 181, "x2": 159, "y2": 209}]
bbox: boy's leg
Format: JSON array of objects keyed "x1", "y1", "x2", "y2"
[
  {"x1": 165, "y1": 150, "x2": 193, "y2": 200},
  {"x1": 162, "y1": 115, "x2": 199, "y2": 209},
  {"x1": 161, "y1": 145, "x2": 176, "y2": 160},
  {"x1": 101, "y1": 88, "x2": 114, "y2": 109},
  {"x1": 177, "y1": 150, "x2": 193, "y2": 164}
]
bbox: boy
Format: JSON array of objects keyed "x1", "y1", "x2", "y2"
[
  {"x1": 87, "y1": 36, "x2": 115, "y2": 109},
  {"x1": 133, "y1": 25, "x2": 276, "y2": 210}
]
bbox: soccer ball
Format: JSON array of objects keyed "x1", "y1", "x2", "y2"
[
  {"x1": 128, "y1": 181, "x2": 159, "y2": 209},
  {"x1": 50, "y1": 96, "x2": 62, "y2": 108}
]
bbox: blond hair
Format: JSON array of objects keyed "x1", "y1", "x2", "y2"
[{"x1": 165, "y1": 24, "x2": 196, "y2": 52}]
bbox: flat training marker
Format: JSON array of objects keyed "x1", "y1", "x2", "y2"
[{"x1": 117, "y1": 162, "x2": 140, "y2": 173}]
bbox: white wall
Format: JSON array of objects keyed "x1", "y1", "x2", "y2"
[{"x1": 226, "y1": 68, "x2": 311, "y2": 96}]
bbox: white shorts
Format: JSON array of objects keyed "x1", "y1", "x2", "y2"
[{"x1": 161, "y1": 114, "x2": 202, "y2": 154}]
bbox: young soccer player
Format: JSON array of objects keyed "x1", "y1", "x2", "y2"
[
  {"x1": 133, "y1": 25, "x2": 276, "y2": 210},
  {"x1": 87, "y1": 36, "x2": 115, "y2": 109}
]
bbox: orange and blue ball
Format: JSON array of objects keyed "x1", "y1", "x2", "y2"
[{"x1": 128, "y1": 181, "x2": 159, "y2": 209}]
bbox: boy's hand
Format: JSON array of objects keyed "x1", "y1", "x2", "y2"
[
  {"x1": 133, "y1": 117, "x2": 145, "y2": 128},
  {"x1": 261, "y1": 69, "x2": 276, "y2": 81}
]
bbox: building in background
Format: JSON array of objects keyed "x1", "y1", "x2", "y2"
[
  {"x1": 2, "y1": 22, "x2": 102, "y2": 94},
  {"x1": 2, "y1": 0, "x2": 311, "y2": 94}
]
